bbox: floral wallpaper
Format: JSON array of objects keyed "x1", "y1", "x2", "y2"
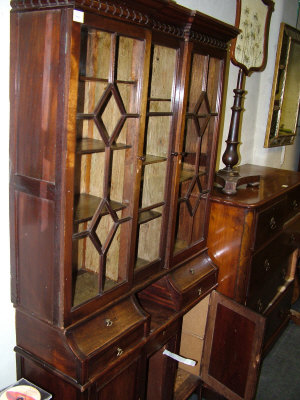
[{"x1": 235, "y1": 0, "x2": 268, "y2": 70}]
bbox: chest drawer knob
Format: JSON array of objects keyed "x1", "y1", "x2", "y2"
[
  {"x1": 257, "y1": 299, "x2": 263, "y2": 313},
  {"x1": 269, "y1": 216, "x2": 277, "y2": 230},
  {"x1": 292, "y1": 199, "x2": 299, "y2": 210},
  {"x1": 189, "y1": 268, "x2": 195, "y2": 275},
  {"x1": 264, "y1": 259, "x2": 271, "y2": 272},
  {"x1": 117, "y1": 347, "x2": 123, "y2": 357},
  {"x1": 198, "y1": 288, "x2": 202, "y2": 296},
  {"x1": 105, "y1": 318, "x2": 113, "y2": 327}
]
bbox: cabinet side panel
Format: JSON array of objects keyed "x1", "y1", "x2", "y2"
[
  {"x1": 15, "y1": 10, "x2": 61, "y2": 182},
  {"x1": 207, "y1": 202, "x2": 248, "y2": 299},
  {"x1": 16, "y1": 191, "x2": 54, "y2": 322}
]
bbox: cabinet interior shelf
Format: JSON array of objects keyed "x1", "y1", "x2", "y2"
[
  {"x1": 143, "y1": 154, "x2": 167, "y2": 165},
  {"x1": 148, "y1": 97, "x2": 172, "y2": 102},
  {"x1": 138, "y1": 210, "x2": 162, "y2": 225},
  {"x1": 74, "y1": 193, "x2": 127, "y2": 224},
  {"x1": 79, "y1": 75, "x2": 137, "y2": 85},
  {"x1": 179, "y1": 170, "x2": 206, "y2": 183},
  {"x1": 76, "y1": 137, "x2": 131, "y2": 154},
  {"x1": 73, "y1": 269, "x2": 118, "y2": 307}
]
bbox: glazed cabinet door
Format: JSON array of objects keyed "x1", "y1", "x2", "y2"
[
  {"x1": 134, "y1": 37, "x2": 182, "y2": 282},
  {"x1": 67, "y1": 17, "x2": 150, "y2": 316},
  {"x1": 170, "y1": 47, "x2": 224, "y2": 266}
]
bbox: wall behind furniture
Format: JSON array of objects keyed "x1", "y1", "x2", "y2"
[{"x1": 1, "y1": 0, "x2": 299, "y2": 390}]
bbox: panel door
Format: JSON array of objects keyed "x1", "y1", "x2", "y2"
[{"x1": 201, "y1": 291, "x2": 265, "y2": 400}]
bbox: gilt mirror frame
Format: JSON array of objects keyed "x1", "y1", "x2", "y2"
[
  {"x1": 264, "y1": 23, "x2": 300, "y2": 147},
  {"x1": 230, "y1": 0, "x2": 274, "y2": 76}
]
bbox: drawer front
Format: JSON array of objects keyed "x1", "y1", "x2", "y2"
[
  {"x1": 246, "y1": 237, "x2": 292, "y2": 313},
  {"x1": 169, "y1": 255, "x2": 217, "y2": 310},
  {"x1": 88, "y1": 324, "x2": 145, "y2": 379},
  {"x1": 286, "y1": 186, "x2": 300, "y2": 220},
  {"x1": 263, "y1": 281, "x2": 294, "y2": 347},
  {"x1": 254, "y1": 199, "x2": 286, "y2": 249}
]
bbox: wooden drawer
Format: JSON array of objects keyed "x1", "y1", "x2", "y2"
[
  {"x1": 67, "y1": 297, "x2": 148, "y2": 382},
  {"x1": 168, "y1": 253, "x2": 218, "y2": 310},
  {"x1": 263, "y1": 281, "x2": 294, "y2": 348},
  {"x1": 254, "y1": 198, "x2": 286, "y2": 249},
  {"x1": 246, "y1": 236, "x2": 292, "y2": 313}
]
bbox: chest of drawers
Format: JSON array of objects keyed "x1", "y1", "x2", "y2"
[{"x1": 208, "y1": 164, "x2": 300, "y2": 351}]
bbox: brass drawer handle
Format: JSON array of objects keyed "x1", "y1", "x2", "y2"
[
  {"x1": 117, "y1": 347, "x2": 123, "y2": 357},
  {"x1": 190, "y1": 268, "x2": 195, "y2": 275},
  {"x1": 198, "y1": 288, "x2": 202, "y2": 296},
  {"x1": 105, "y1": 318, "x2": 113, "y2": 327},
  {"x1": 269, "y1": 216, "x2": 276, "y2": 230},
  {"x1": 264, "y1": 259, "x2": 271, "y2": 272},
  {"x1": 292, "y1": 199, "x2": 299, "y2": 210}
]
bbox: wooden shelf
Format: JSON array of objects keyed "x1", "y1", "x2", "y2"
[
  {"x1": 73, "y1": 270, "x2": 119, "y2": 307},
  {"x1": 143, "y1": 154, "x2": 167, "y2": 165},
  {"x1": 76, "y1": 138, "x2": 131, "y2": 154},
  {"x1": 74, "y1": 193, "x2": 126, "y2": 224},
  {"x1": 138, "y1": 210, "x2": 162, "y2": 225},
  {"x1": 173, "y1": 239, "x2": 188, "y2": 253},
  {"x1": 179, "y1": 170, "x2": 206, "y2": 183},
  {"x1": 174, "y1": 369, "x2": 201, "y2": 400},
  {"x1": 79, "y1": 75, "x2": 137, "y2": 85}
]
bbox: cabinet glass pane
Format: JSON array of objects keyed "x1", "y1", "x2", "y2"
[
  {"x1": 72, "y1": 27, "x2": 144, "y2": 307},
  {"x1": 135, "y1": 45, "x2": 177, "y2": 271},
  {"x1": 174, "y1": 54, "x2": 222, "y2": 254}
]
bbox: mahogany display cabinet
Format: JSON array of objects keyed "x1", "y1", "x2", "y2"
[{"x1": 7, "y1": 0, "x2": 268, "y2": 398}]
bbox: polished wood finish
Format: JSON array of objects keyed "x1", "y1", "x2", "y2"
[
  {"x1": 201, "y1": 291, "x2": 265, "y2": 400},
  {"x1": 10, "y1": 1, "x2": 239, "y2": 398},
  {"x1": 208, "y1": 164, "x2": 300, "y2": 351}
]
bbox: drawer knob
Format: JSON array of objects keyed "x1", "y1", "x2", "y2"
[
  {"x1": 190, "y1": 268, "x2": 195, "y2": 275},
  {"x1": 269, "y1": 216, "x2": 276, "y2": 230},
  {"x1": 264, "y1": 259, "x2": 271, "y2": 272},
  {"x1": 117, "y1": 347, "x2": 123, "y2": 357},
  {"x1": 292, "y1": 200, "x2": 299, "y2": 210},
  {"x1": 105, "y1": 318, "x2": 113, "y2": 327},
  {"x1": 257, "y1": 299, "x2": 263, "y2": 313},
  {"x1": 198, "y1": 288, "x2": 202, "y2": 296}
]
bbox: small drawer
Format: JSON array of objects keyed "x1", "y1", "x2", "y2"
[
  {"x1": 254, "y1": 199, "x2": 286, "y2": 249},
  {"x1": 67, "y1": 297, "x2": 148, "y2": 382},
  {"x1": 168, "y1": 253, "x2": 218, "y2": 310},
  {"x1": 286, "y1": 186, "x2": 300, "y2": 220},
  {"x1": 88, "y1": 323, "x2": 145, "y2": 379},
  {"x1": 263, "y1": 281, "x2": 294, "y2": 348}
]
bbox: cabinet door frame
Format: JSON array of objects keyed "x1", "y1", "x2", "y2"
[{"x1": 201, "y1": 290, "x2": 265, "y2": 400}]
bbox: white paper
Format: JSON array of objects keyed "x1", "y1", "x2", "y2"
[
  {"x1": 73, "y1": 10, "x2": 84, "y2": 23},
  {"x1": 162, "y1": 349, "x2": 197, "y2": 366}
]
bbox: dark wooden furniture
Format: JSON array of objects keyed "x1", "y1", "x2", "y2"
[
  {"x1": 10, "y1": 1, "x2": 240, "y2": 399},
  {"x1": 208, "y1": 164, "x2": 300, "y2": 352}
]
